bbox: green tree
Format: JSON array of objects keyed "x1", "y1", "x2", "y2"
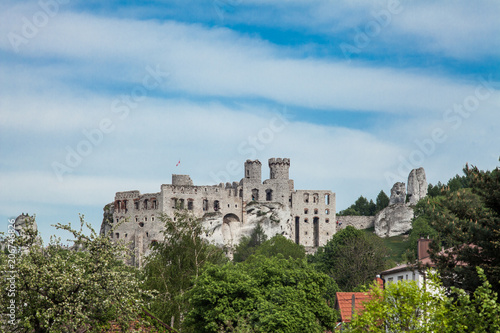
[
  {"x1": 254, "y1": 234, "x2": 305, "y2": 260},
  {"x1": 375, "y1": 190, "x2": 389, "y2": 213},
  {"x1": 0, "y1": 216, "x2": 148, "y2": 332},
  {"x1": 348, "y1": 267, "x2": 500, "y2": 332},
  {"x1": 142, "y1": 211, "x2": 227, "y2": 329},
  {"x1": 425, "y1": 163, "x2": 500, "y2": 295},
  {"x1": 185, "y1": 255, "x2": 337, "y2": 332},
  {"x1": 311, "y1": 226, "x2": 388, "y2": 291},
  {"x1": 233, "y1": 224, "x2": 267, "y2": 262}
]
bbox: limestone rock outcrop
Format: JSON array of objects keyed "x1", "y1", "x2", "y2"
[
  {"x1": 374, "y1": 203, "x2": 414, "y2": 238},
  {"x1": 389, "y1": 182, "x2": 406, "y2": 205},
  {"x1": 407, "y1": 167, "x2": 428, "y2": 205},
  {"x1": 374, "y1": 167, "x2": 428, "y2": 237}
]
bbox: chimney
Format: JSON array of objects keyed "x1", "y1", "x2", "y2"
[{"x1": 418, "y1": 238, "x2": 432, "y2": 260}]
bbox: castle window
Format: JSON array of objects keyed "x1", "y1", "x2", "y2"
[
  {"x1": 326, "y1": 219, "x2": 329, "y2": 223},
  {"x1": 151, "y1": 216, "x2": 155, "y2": 222},
  {"x1": 325, "y1": 194, "x2": 330, "y2": 205},
  {"x1": 115, "y1": 200, "x2": 120, "y2": 211},
  {"x1": 313, "y1": 217, "x2": 320, "y2": 247},
  {"x1": 228, "y1": 204, "x2": 230, "y2": 208},
  {"x1": 304, "y1": 208, "x2": 308, "y2": 214},
  {"x1": 214, "y1": 200, "x2": 220, "y2": 211},
  {"x1": 235, "y1": 204, "x2": 238, "y2": 208},
  {"x1": 313, "y1": 193, "x2": 319, "y2": 204},
  {"x1": 325, "y1": 209, "x2": 330, "y2": 215},
  {"x1": 144, "y1": 199, "x2": 149, "y2": 210},
  {"x1": 139, "y1": 222, "x2": 144, "y2": 227},
  {"x1": 266, "y1": 189, "x2": 273, "y2": 201},
  {"x1": 203, "y1": 199, "x2": 209, "y2": 211},
  {"x1": 188, "y1": 199, "x2": 194, "y2": 210},
  {"x1": 134, "y1": 200, "x2": 139, "y2": 210},
  {"x1": 152, "y1": 199, "x2": 158, "y2": 209},
  {"x1": 239, "y1": 189, "x2": 243, "y2": 198},
  {"x1": 314, "y1": 209, "x2": 318, "y2": 215},
  {"x1": 304, "y1": 218, "x2": 309, "y2": 223},
  {"x1": 252, "y1": 189, "x2": 259, "y2": 201},
  {"x1": 179, "y1": 199, "x2": 185, "y2": 209},
  {"x1": 246, "y1": 169, "x2": 250, "y2": 178},
  {"x1": 146, "y1": 232, "x2": 149, "y2": 237},
  {"x1": 125, "y1": 233, "x2": 128, "y2": 238},
  {"x1": 295, "y1": 216, "x2": 300, "y2": 244},
  {"x1": 115, "y1": 233, "x2": 119, "y2": 239},
  {"x1": 172, "y1": 198, "x2": 177, "y2": 209},
  {"x1": 145, "y1": 216, "x2": 147, "y2": 221},
  {"x1": 122, "y1": 200, "x2": 128, "y2": 213},
  {"x1": 116, "y1": 218, "x2": 119, "y2": 223},
  {"x1": 303, "y1": 193, "x2": 309, "y2": 203},
  {"x1": 135, "y1": 217, "x2": 138, "y2": 222}
]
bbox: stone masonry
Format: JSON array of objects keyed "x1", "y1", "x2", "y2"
[{"x1": 101, "y1": 158, "x2": 336, "y2": 266}]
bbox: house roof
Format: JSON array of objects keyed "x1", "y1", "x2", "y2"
[{"x1": 334, "y1": 278, "x2": 383, "y2": 323}]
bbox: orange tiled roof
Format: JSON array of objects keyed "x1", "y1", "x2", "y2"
[{"x1": 335, "y1": 292, "x2": 372, "y2": 323}]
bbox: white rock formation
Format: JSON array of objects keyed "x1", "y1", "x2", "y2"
[
  {"x1": 374, "y1": 167, "x2": 428, "y2": 238},
  {"x1": 374, "y1": 203, "x2": 414, "y2": 238},
  {"x1": 407, "y1": 167, "x2": 428, "y2": 205},
  {"x1": 389, "y1": 182, "x2": 406, "y2": 205}
]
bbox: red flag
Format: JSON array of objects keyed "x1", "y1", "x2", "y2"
[{"x1": 176, "y1": 160, "x2": 181, "y2": 166}]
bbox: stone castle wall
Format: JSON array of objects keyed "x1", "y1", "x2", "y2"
[{"x1": 336, "y1": 215, "x2": 375, "y2": 230}]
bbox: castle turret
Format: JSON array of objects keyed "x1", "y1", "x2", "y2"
[
  {"x1": 244, "y1": 160, "x2": 262, "y2": 181},
  {"x1": 269, "y1": 158, "x2": 290, "y2": 180},
  {"x1": 172, "y1": 174, "x2": 193, "y2": 186}
]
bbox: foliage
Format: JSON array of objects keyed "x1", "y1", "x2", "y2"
[
  {"x1": 347, "y1": 267, "x2": 500, "y2": 332},
  {"x1": 338, "y1": 191, "x2": 388, "y2": 216},
  {"x1": 254, "y1": 234, "x2": 305, "y2": 260},
  {"x1": 185, "y1": 255, "x2": 337, "y2": 332},
  {"x1": 0, "y1": 216, "x2": 148, "y2": 332},
  {"x1": 142, "y1": 211, "x2": 227, "y2": 330},
  {"x1": 424, "y1": 163, "x2": 500, "y2": 295},
  {"x1": 311, "y1": 226, "x2": 388, "y2": 291},
  {"x1": 375, "y1": 190, "x2": 390, "y2": 213},
  {"x1": 232, "y1": 224, "x2": 267, "y2": 262}
]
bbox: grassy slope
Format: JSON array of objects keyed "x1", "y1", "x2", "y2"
[{"x1": 362, "y1": 227, "x2": 409, "y2": 265}]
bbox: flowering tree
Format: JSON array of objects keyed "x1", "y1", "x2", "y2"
[{"x1": 1, "y1": 216, "x2": 151, "y2": 332}]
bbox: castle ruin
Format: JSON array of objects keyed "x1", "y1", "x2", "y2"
[{"x1": 100, "y1": 158, "x2": 336, "y2": 266}]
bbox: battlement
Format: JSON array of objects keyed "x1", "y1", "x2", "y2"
[
  {"x1": 245, "y1": 159, "x2": 262, "y2": 165},
  {"x1": 269, "y1": 157, "x2": 290, "y2": 180},
  {"x1": 268, "y1": 158, "x2": 290, "y2": 166}
]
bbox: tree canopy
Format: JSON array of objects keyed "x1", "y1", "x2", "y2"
[
  {"x1": 338, "y1": 191, "x2": 389, "y2": 216},
  {"x1": 310, "y1": 226, "x2": 388, "y2": 291},
  {"x1": 418, "y1": 163, "x2": 500, "y2": 295},
  {"x1": 142, "y1": 211, "x2": 227, "y2": 329},
  {"x1": 185, "y1": 255, "x2": 338, "y2": 332},
  {"x1": 1, "y1": 216, "x2": 150, "y2": 332}
]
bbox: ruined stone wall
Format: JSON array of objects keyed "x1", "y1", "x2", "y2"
[
  {"x1": 291, "y1": 190, "x2": 336, "y2": 248},
  {"x1": 336, "y1": 215, "x2": 375, "y2": 230}
]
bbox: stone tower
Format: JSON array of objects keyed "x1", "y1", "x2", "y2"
[
  {"x1": 269, "y1": 158, "x2": 290, "y2": 180},
  {"x1": 244, "y1": 159, "x2": 262, "y2": 181}
]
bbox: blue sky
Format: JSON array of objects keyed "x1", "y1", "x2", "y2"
[{"x1": 1, "y1": 0, "x2": 499, "y2": 243}]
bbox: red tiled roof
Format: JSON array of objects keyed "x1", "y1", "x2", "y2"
[{"x1": 335, "y1": 278, "x2": 383, "y2": 323}]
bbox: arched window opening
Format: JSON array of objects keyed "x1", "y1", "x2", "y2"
[
  {"x1": 203, "y1": 199, "x2": 209, "y2": 211},
  {"x1": 304, "y1": 208, "x2": 309, "y2": 214},
  {"x1": 313, "y1": 193, "x2": 319, "y2": 204},
  {"x1": 143, "y1": 199, "x2": 149, "y2": 210},
  {"x1": 314, "y1": 208, "x2": 318, "y2": 214},
  {"x1": 188, "y1": 199, "x2": 194, "y2": 210},
  {"x1": 134, "y1": 200, "x2": 139, "y2": 210},
  {"x1": 152, "y1": 198, "x2": 158, "y2": 209},
  {"x1": 325, "y1": 194, "x2": 330, "y2": 205},
  {"x1": 239, "y1": 189, "x2": 243, "y2": 198},
  {"x1": 325, "y1": 209, "x2": 330, "y2": 215},
  {"x1": 266, "y1": 189, "x2": 273, "y2": 201},
  {"x1": 303, "y1": 193, "x2": 309, "y2": 203},
  {"x1": 252, "y1": 189, "x2": 259, "y2": 201},
  {"x1": 179, "y1": 199, "x2": 185, "y2": 209},
  {"x1": 214, "y1": 200, "x2": 220, "y2": 211}
]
